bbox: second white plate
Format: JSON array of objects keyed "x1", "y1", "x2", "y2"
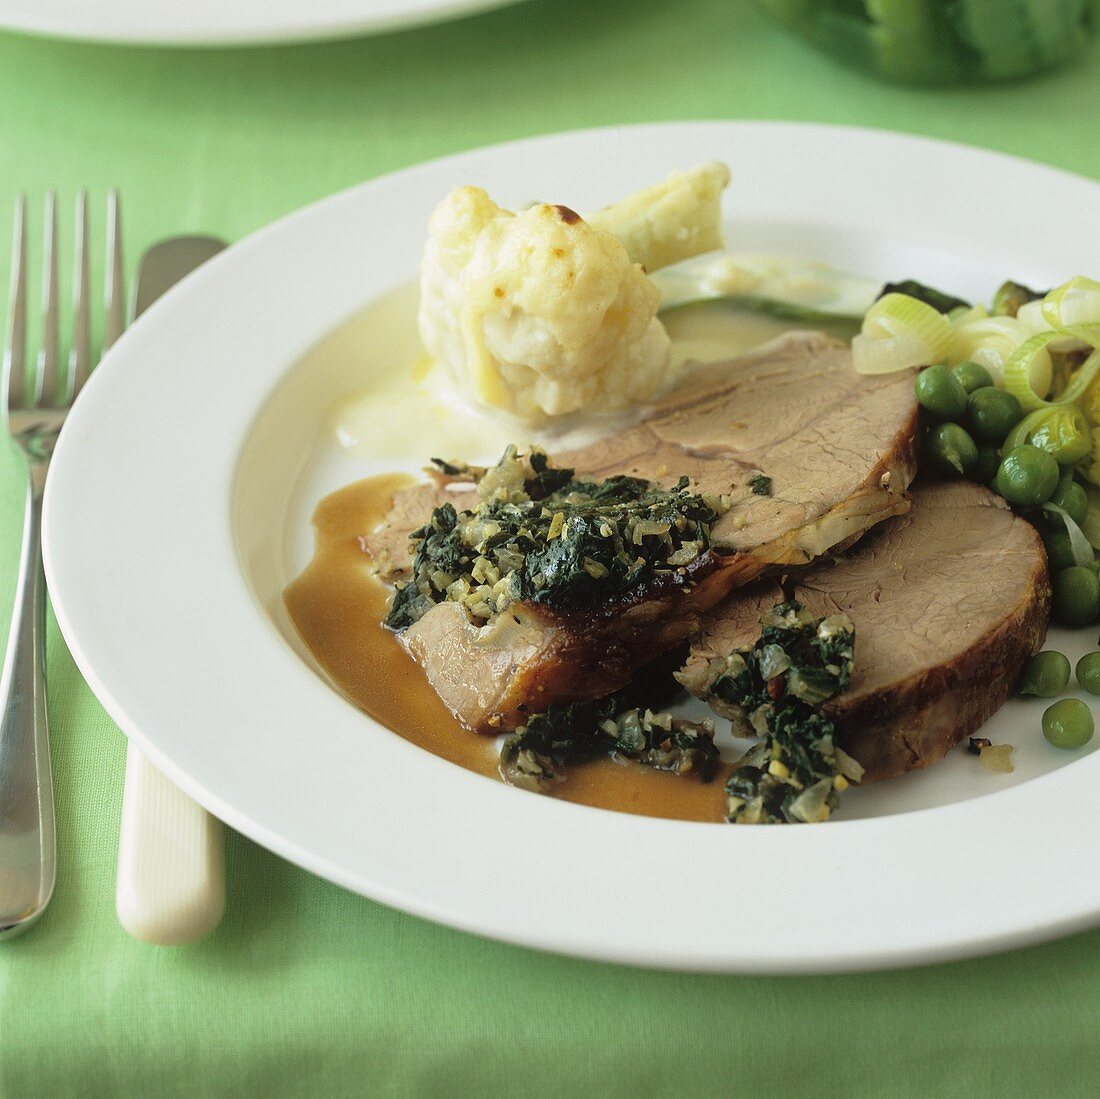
[{"x1": 0, "y1": 0, "x2": 523, "y2": 46}]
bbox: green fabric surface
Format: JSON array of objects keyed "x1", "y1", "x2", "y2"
[{"x1": 2, "y1": 2, "x2": 1100, "y2": 1095}]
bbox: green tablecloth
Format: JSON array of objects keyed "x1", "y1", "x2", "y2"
[{"x1": 3, "y1": 2, "x2": 1100, "y2": 1094}]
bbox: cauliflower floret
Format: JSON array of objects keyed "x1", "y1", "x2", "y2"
[{"x1": 419, "y1": 188, "x2": 671, "y2": 421}]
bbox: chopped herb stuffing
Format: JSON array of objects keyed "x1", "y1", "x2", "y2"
[
  {"x1": 386, "y1": 446, "x2": 730, "y2": 631},
  {"x1": 748, "y1": 474, "x2": 772, "y2": 496},
  {"x1": 499, "y1": 694, "x2": 718, "y2": 792},
  {"x1": 694, "y1": 601, "x2": 864, "y2": 824}
]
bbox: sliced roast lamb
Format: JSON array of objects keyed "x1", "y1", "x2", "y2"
[
  {"x1": 679, "y1": 481, "x2": 1050, "y2": 782},
  {"x1": 365, "y1": 332, "x2": 920, "y2": 733}
]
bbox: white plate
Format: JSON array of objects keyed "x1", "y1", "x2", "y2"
[
  {"x1": 0, "y1": 0, "x2": 521, "y2": 46},
  {"x1": 43, "y1": 122, "x2": 1100, "y2": 973}
]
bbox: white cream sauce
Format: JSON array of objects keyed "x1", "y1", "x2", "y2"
[{"x1": 327, "y1": 280, "x2": 854, "y2": 465}]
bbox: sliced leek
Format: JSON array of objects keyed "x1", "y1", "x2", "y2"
[
  {"x1": 1006, "y1": 405, "x2": 1092, "y2": 464},
  {"x1": 653, "y1": 253, "x2": 879, "y2": 321},
  {"x1": 951, "y1": 314, "x2": 1040, "y2": 388},
  {"x1": 949, "y1": 304, "x2": 989, "y2": 326},
  {"x1": 1002, "y1": 327, "x2": 1100, "y2": 412},
  {"x1": 1043, "y1": 505, "x2": 1095, "y2": 568},
  {"x1": 1078, "y1": 428, "x2": 1100, "y2": 488},
  {"x1": 1042, "y1": 277, "x2": 1100, "y2": 329},
  {"x1": 852, "y1": 292, "x2": 957, "y2": 375},
  {"x1": 1016, "y1": 298, "x2": 1053, "y2": 337},
  {"x1": 1082, "y1": 484, "x2": 1100, "y2": 549}
]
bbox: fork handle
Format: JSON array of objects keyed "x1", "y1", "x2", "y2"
[{"x1": 0, "y1": 479, "x2": 56, "y2": 940}]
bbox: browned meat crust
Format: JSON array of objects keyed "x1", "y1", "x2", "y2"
[
  {"x1": 680, "y1": 481, "x2": 1051, "y2": 782},
  {"x1": 368, "y1": 332, "x2": 921, "y2": 732}
]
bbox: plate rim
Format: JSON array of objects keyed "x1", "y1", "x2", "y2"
[
  {"x1": 0, "y1": 0, "x2": 522, "y2": 47},
  {"x1": 42, "y1": 119, "x2": 1100, "y2": 973}
]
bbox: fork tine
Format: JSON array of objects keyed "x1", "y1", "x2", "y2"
[
  {"x1": 69, "y1": 190, "x2": 91, "y2": 400},
  {"x1": 2, "y1": 194, "x2": 26, "y2": 412},
  {"x1": 103, "y1": 190, "x2": 124, "y2": 354},
  {"x1": 36, "y1": 191, "x2": 60, "y2": 406}
]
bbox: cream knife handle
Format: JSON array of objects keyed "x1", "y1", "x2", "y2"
[{"x1": 116, "y1": 742, "x2": 225, "y2": 945}]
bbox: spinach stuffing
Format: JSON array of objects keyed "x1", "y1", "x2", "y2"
[
  {"x1": 499, "y1": 696, "x2": 718, "y2": 792},
  {"x1": 386, "y1": 445, "x2": 730, "y2": 631},
  {"x1": 695, "y1": 601, "x2": 864, "y2": 824}
]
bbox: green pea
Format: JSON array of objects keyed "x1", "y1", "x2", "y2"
[
  {"x1": 993, "y1": 445, "x2": 1060, "y2": 507},
  {"x1": 952, "y1": 360, "x2": 994, "y2": 393},
  {"x1": 1052, "y1": 565, "x2": 1100, "y2": 627},
  {"x1": 1076, "y1": 652, "x2": 1100, "y2": 696},
  {"x1": 972, "y1": 445, "x2": 1001, "y2": 484},
  {"x1": 1024, "y1": 404, "x2": 1092, "y2": 465},
  {"x1": 965, "y1": 386, "x2": 1023, "y2": 443},
  {"x1": 1042, "y1": 698, "x2": 1095, "y2": 750},
  {"x1": 1042, "y1": 530, "x2": 1078, "y2": 572},
  {"x1": 915, "y1": 365, "x2": 968, "y2": 420},
  {"x1": 924, "y1": 422, "x2": 978, "y2": 477},
  {"x1": 1018, "y1": 650, "x2": 1071, "y2": 697},
  {"x1": 1046, "y1": 478, "x2": 1088, "y2": 531}
]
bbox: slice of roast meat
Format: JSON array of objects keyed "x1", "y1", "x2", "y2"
[
  {"x1": 679, "y1": 481, "x2": 1050, "y2": 782},
  {"x1": 366, "y1": 332, "x2": 920, "y2": 733}
]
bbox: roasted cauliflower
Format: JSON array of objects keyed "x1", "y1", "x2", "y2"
[{"x1": 418, "y1": 164, "x2": 729, "y2": 421}]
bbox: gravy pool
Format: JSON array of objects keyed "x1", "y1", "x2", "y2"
[{"x1": 284, "y1": 474, "x2": 733, "y2": 822}]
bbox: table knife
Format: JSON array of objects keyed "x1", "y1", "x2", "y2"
[{"x1": 115, "y1": 235, "x2": 228, "y2": 945}]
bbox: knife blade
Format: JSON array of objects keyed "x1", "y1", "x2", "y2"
[{"x1": 115, "y1": 234, "x2": 229, "y2": 946}]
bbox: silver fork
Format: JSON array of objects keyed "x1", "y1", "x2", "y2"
[{"x1": 0, "y1": 191, "x2": 124, "y2": 939}]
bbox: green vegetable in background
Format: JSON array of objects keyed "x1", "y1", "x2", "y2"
[
  {"x1": 915, "y1": 364, "x2": 968, "y2": 419},
  {"x1": 994, "y1": 445, "x2": 1060, "y2": 507},
  {"x1": 950, "y1": 0, "x2": 1096, "y2": 81},
  {"x1": 1018, "y1": 651, "x2": 1071, "y2": 697},
  {"x1": 925, "y1": 422, "x2": 978, "y2": 477},
  {"x1": 1075, "y1": 652, "x2": 1100, "y2": 697},
  {"x1": 952, "y1": 360, "x2": 994, "y2": 393},
  {"x1": 758, "y1": 0, "x2": 1097, "y2": 85},
  {"x1": 1051, "y1": 565, "x2": 1100, "y2": 627},
  {"x1": 1042, "y1": 698, "x2": 1095, "y2": 750},
  {"x1": 966, "y1": 386, "x2": 1023, "y2": 442}
]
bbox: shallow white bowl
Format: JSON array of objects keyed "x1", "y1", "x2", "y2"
[{"x1": 44, "y1": 122, "x2": 1100, "y2": 972}]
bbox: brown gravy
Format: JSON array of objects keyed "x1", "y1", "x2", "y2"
[{"x1": 284, "y1": 475, "x2": 730, "y2": 822}]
